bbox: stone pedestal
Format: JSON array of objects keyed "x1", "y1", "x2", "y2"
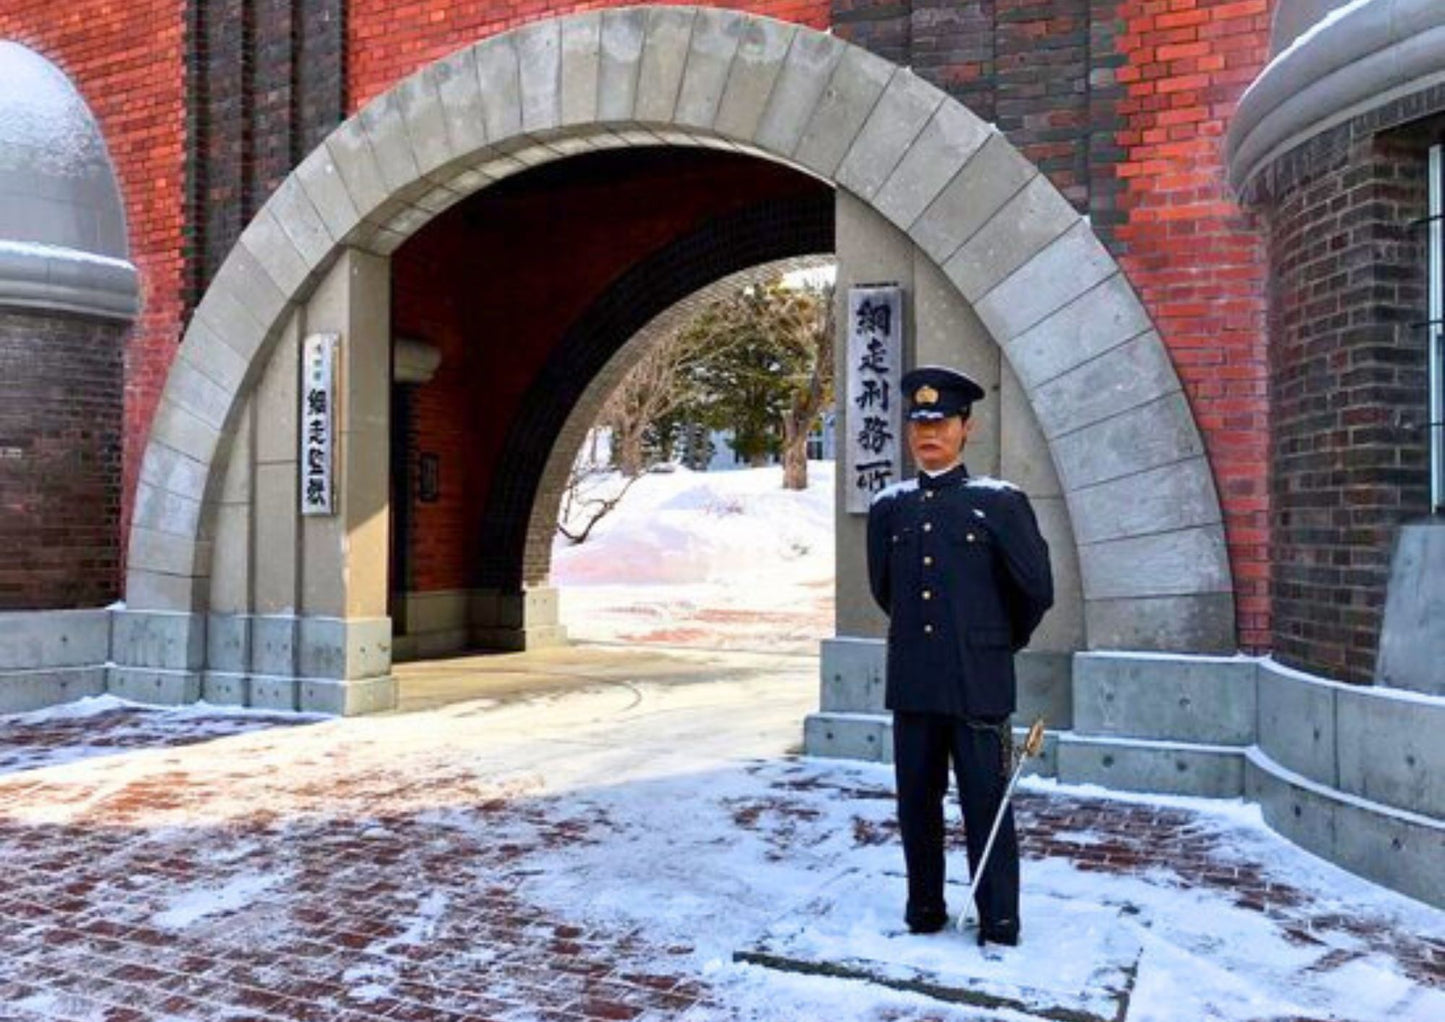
[
  {"x1": 469, "y1": 586, "x2": 568, "y2": 651},
  {"x1": 1376, "y1": 520, "x2": 1445, "y2": 695}
]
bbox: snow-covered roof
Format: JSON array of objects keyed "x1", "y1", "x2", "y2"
[{"x1": 0, "y1": 41, "x2": 136, "y2": 320}]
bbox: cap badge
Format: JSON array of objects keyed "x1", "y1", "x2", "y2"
[{"x1": 915, "y1": 385, "x2": 939, "y2": 405}]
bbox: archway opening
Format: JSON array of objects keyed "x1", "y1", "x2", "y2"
[{"x1": 385, "y1": 145, "x2": 836, "y2": 665}]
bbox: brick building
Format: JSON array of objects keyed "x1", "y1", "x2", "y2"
[{"x1": 0, "y1": 2, "x2": 1440, "y2": 903}]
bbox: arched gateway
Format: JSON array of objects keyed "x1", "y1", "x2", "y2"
[{"x1": 119, "y1": 6, "x2": 1232, "y2": 714}]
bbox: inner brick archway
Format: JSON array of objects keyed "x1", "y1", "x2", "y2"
[{"x1": 123, "y1": 6, "x2": 1233, "y2": 712}]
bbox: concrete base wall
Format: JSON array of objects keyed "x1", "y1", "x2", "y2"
[
  {"x1": 392, "y1": 586, "x2": 568, "y2": 660},
  {"x1": 0, "y1": 609, "x2": 111, "y2": 713},
  {"x1": 1376, "y1": 520, "x2": 1445, "y2": 695},
  {"x1": 805, "y1": 645, "x2": 1445, "y2": 909},
  {"x1": 0, "y1": 607, "x2": 398, "y2": 716},
  {"x1": 2, "y1": 586, "x2": 573, "y2": 715}
]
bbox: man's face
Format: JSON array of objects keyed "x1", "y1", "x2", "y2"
[{"x1": 907, "y1": 414, "x2": 972, "y2": 472}]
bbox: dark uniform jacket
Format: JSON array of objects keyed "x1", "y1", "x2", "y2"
[{"x1": 866, "y1": 462, "x2": 1054, "y2": 719}]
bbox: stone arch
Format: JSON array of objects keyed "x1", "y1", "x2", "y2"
[
  {"x1": 128, "y1": 5, "x2": 1234, "y2": 661},
  {"x1": 526, "y1": 248, "x2": 836, "y2": 597},
  {"x1": 482, "y1": 191, "x2": 833, "y2": 597}
]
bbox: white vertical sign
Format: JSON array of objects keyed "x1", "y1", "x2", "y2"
[
  {"x1": 846, "y1": 285, "x2": 902, "y2": 514},
  {"x1": 300, "y1": 333, "x2": 337, "y2": 516}
]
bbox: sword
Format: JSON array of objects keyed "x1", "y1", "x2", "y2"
[{"x1": 957, "y1": 717, "x2": 1047, "y2": 932}]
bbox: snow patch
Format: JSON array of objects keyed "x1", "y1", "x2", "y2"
[
  {"x1": 152, "y1": 872, "x2": 284, "y2": 930},
  {"x1": 553, "y1": 462, "x2": 833, "y2": 588},
  {"x1": 870, "y1": 477, "x2": 918, "y2": 504},
  {"x1": 965, "y1": 475, "x2": 1019, "y2": 492},
  {"x1": 0, "y1": 41, "x2": 107, "y2": 177}
]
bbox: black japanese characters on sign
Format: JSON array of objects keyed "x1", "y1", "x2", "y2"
[
  {"x1": 418, "y1": 452, "x2": 440, "y2": 504},
  {"x1": 300, "y1": 333, "x2": 337, "y2": 516},
  {"x1": 846, "y1": 286, "x2": 902, "y2": 513}
]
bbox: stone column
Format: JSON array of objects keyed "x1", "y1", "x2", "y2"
[{"x1": 294, "y1": 249, "x2": 397, "y2": 713}]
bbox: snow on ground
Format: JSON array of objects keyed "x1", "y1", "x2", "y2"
[
  {"x1": 552, "y1": 462, "x2": 835, "y2": 653},
  {"x1": 0, "y1": 694, "x2": 323, "y2": 775},
  {"x1": 4, "y1": 461, "x2": 1441, "y2": 1020},
  {"x1": 2, "y1": 657, "x2": 1441, "y2": 1020}
]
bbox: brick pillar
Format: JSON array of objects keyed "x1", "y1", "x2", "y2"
[{"x1": 1266, "y1": 131, "x2": 1432, "y2": 682}]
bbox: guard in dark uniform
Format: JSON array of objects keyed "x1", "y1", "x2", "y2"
[{"x1": 866, "y1": 365, "x2": 1054, "y2": 946}]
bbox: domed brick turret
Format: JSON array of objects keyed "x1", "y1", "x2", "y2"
[{"x1": 0, "y1": 41, "x2": 138, "y2": 610}]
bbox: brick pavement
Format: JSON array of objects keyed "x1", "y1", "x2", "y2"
[{"x1": 0, "y1": 698, "x2": 1439, "y2": 1022}]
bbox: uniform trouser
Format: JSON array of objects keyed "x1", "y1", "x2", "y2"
[{"x1": 892, "y1": 711, "x2": 1019, "y2": 928}]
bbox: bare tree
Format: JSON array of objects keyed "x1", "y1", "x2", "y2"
[
  {"x1": 556, "y1": 447, "x2": 643, "y2": 545},
  {"x1": 599, "y1": 330, "x2": 711, "y2": 477},
  {"x1": 677, "y1": 277, "x2": 835, "y2": 489},
  {"x1": 773, "y1": 282, "x2": 835, "y2": 490}
]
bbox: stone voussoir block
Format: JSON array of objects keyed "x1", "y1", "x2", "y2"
[
  {"x1": 263, "y1": 175, "x2": 339, "y2": 263},
  {"x1": 516, "y1": 18, "x2": 563, "y2": 136},
  {"x1": 1083, "y1": 593, "x2": 1238, "y2": 654},
  {"x1": 753, "y1": 28, "x2": 845, "y2": 159},
  {"x1": 909, "y1": 133, "x2": 1035, "y2": 265},
  {"x1": 944, "y1": 173, "x2": 1079, "y2": 304},
  {"x1": 162, "y1": 355, "x2": 234, "y2": 433},
  {"x1": 874, "y1": 101, "x2": 992, "y2": 231},
  {"x1": 1067, "y1": 457, "x2": 1222, "y2": 547},
  {"x1": 238, "y1": 206, "x2": 314, "y2": 301},
  {"x1": 124, "y1": 568, "x2": 209, "y2": 614},
  {"x1": 975, "y1": 219, "x2": 1120, "y2": 344},
  {"x1": 1078, "y1": 525, "x2": 1233, "y2": 601},
  {"x1": 192, "y1": 266, "x2": 271, "y2": 365},
  {"x1": 294, "y1": 140, "x2": 364, "y2": 244},
  {"x1": 791, "y1": 44, "x2": 895, "y2": 180},
  {"x1": 836, "y1": 68, "x2": 946, "y2": 202},
  {"x1": 358, "y1": 91, "x2": 424, "y2": 197},
  {"x1": 149, "y1": 398, "x2": 225, "y2": 477},
  {"x1": 128, "y1": 525, "x2": 211, "y2": 579},
  {"x1": 713, "y1": 14, "x2": 795, "y2": 142},
  {"x1": 139, "y1": 436, "x2": 210, "y2": 503},
  {"x1": 429, "y1": 48, "x2": 490, "y2": 160},
  {"x1": 1029, "y1": 328, "x2": 1181, "y2": 441},
  {"x1": 635, "y1": 6, "x2": 696, "y2": 126},
  {"x1": 130, "y1": 480, "x2": 203, "y2": 540},
  {"x1": 675, "y1": 7, "x2": 746, "y2": 131},
  {"x1": 560, "y1": 11, "x2": 603, "y2": 128},
  {"x1": 392, "y1": 66, "x2": 456, "y2": 180},
  {"x1": 179, "y1": 316, "x2": 251, "y2": 396},
  {"x1": 1003, "y1": 273, "x2": 1155, "y2": 392},
  {"x1": 1051, "y1": 391, "x2": 1206, "y2": 491},
  {"x1": 597, "y1": 6, "x2": 647, "y2": 124}
]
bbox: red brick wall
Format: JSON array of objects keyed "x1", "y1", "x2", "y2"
[
  {"x1": 350, "y1": 0, "x2": 832, "y2": 109},
  {"x1": 1265, "y1": 130, "x2": 1431, "y2": 683},
  {"x1": 0, "y1": 1, "x2": 188, "y2": 568},
  {"x1": 0, "y1": 314, "x2": 125, "y2": 609},
  {"x1": 1111, "y1": 0, "x2": 1273, "y2": 650}
]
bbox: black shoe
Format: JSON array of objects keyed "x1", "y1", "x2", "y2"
[
  {"x1": 905, "y1": 904, "x2": 948, "y2": 934},
  {"x1": 978, "y1": 920, "x2": 1019, "y2": 947}
]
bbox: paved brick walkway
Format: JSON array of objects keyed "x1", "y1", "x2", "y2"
[{"x1": 0, "y1": 679, "x2": 1439, "y2": 1022}]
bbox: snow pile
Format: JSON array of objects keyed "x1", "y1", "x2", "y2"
[
  {"x1": 553, "y1": 461, "x2": 833, "y2": 587},
  {"x1": 552, "y1": 462, "x2": 836, "y2": 652}
]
